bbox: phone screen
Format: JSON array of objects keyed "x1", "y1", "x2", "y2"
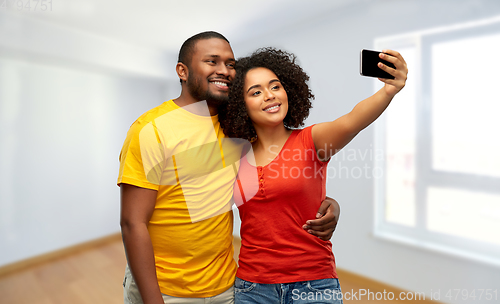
[{"x1": 360, "y1": 49, "x2": 395, "y2": 79}]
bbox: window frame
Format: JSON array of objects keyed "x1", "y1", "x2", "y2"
[{"x1": 373, "y1": 18, "x2": 500, "y2": 267}]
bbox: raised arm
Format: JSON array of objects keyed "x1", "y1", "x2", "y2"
[
  {"x1": 120, "y1": 183, "x2": 164, "y2": 304},
  {"x1": 312, "y1": 50, "x2": 408, "y2": 160}
]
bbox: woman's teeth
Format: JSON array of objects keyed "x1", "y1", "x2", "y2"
[{"x1": 264, "y1": 105, "x2": 280, "y2": 112}]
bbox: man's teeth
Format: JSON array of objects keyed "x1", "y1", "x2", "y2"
[
  {"x1": 264, "y1": 105, "x2": 280, "y2": 112},
  {"x1": 212, "y1": 81, "x2": 227, "y2": 87}
]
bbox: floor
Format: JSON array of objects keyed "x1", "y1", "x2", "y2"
[
  {"x1": 0, "y1": 240, "x2": 126, "y2": 304},
  {"x1": 0, "y1": 237, "x2": 437, "y2": 303}
]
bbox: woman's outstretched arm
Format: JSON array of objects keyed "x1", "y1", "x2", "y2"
[{"x1": 312, "y1": 49, "x2": 408, "y2": 161}]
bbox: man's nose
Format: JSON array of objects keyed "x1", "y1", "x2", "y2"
[{"x1": 216, "y1": 63, "x2": 229, "y2": 76}]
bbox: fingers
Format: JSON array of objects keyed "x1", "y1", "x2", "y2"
[
  {"x1": 315, "y1": 199, "x2": 330, "y2": 219},
  {"x1": 381, "y1": 49, "x2": 406, "y2": 67},
  {"x1": 376, "y1": 50, "x2": 408, "y2": 92},
  {"x1": 378, "y1": 50, "x2": 404, "y2": 70},
  {"x1": 305, "y1": 197, "x2": 340, "y2": 240},
  {"x1": 306, "y1": 228, "x2": 334, "y2": 241},
  {"x1": 303, "y1": 216, "x2": 336, "y2": 229},
  {"x1": 305, "y1": 215, "x2": 336, "y2": 228},
  {"x1": 303, "y1": 220, "x2": 336, "y2": 240},
  {"x1": 303, "y1": 213, "x2": 338, "y2": 241},
  {"x1": 377, "y1": 61, "x2": 397, "y2": 79},
  {"x1": 302, "y1": 221, "x2": 330, "y2": 233},
  {"x1": 379, "y1": 50, "x2": 408, "y2": 77},
  {"x1": 306, "y1": 215, "x2": 330, "y2": 227}
]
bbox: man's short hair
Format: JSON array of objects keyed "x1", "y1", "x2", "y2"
[{"x1": 177, "y1": 31, "x2": 230, "y2": 84}]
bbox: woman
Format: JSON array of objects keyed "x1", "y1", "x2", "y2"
[{"x1": 220, "y1": 48, "x2": 407, "y2": 303}]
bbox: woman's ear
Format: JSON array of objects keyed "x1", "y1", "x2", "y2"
[{"x1": 176, "y1": 62, "x2": 188, "y2": 83}]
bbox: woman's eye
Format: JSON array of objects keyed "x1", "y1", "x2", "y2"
[
  {"x1": 272, "y1": 85, "x2": 280, "y2": 90},
  {"x1": 252, "y1": 91, "x2": 261, "y2": 96}
]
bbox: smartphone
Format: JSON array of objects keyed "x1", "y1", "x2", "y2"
[{"x1": 360, "y1": 49, "x2": 395, "y2": 79}]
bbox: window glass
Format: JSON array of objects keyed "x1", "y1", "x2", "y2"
[
  {"x1": 427, "y1": 187, "x2": 500, "y2": 245},
  {"x1": 431, "y1": 34, "x2": 500, "y2": 177}
]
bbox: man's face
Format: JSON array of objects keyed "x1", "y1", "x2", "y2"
[{"x1": 186, "y1": 38, "x2": 236, "y2": 107}]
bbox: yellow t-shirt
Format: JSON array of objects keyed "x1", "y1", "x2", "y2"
[{"x1": 117, "y1": 100, "x2": 243, "y2": 297}]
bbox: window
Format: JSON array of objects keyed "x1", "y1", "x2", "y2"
[{"x1": 374, "y1": 17, "x2": 500, "y2": 265}]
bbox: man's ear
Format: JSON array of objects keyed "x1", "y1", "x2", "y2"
[{"x1": 176, "y1": 62, "x2": 188, "y2": 83}]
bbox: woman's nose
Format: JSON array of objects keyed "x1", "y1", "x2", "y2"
[{"x1": 264, "y1": 90, "x2": 275, "y2": 101}]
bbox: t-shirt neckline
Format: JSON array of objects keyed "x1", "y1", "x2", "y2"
[{"x1": 245, "y1": 130, "x2": 298, "y2": 169}]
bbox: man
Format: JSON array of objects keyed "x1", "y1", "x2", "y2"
[{"x1": 118, "y1": 31, "x2": 339, "y2": 304}]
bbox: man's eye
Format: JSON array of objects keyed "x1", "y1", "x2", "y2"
[{"x1": 227, "y1": 63, "x2": 235, "y2": 69}]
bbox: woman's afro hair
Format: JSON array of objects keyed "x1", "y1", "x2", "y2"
[{"x1": 219, "y1": 47, "x2": 314, "y2": 141}]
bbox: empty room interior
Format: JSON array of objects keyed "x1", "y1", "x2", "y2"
[{"x1": 1, "y1": 0, "x2": 499, "y2": 303}]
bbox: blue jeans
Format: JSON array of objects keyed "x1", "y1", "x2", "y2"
[{"x1": 234, "y1": 277, "x2": 343, "y2": 304}]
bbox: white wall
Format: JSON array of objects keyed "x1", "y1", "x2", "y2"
[
  {"x1": 0, "y1": 12, "x2": 179, "y2": 266},
  {"x1": 231, "y1": 1, "x2": 500, "y2": 303}
]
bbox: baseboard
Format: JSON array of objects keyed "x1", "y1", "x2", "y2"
[{"x1": 0, "y1": 232, "x2": 122, "y2": 278}]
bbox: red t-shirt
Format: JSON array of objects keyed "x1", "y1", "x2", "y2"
[{"x1": 234, "y1": 126, "x2": 337, "y2": 284}]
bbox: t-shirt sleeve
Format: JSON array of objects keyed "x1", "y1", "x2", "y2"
[
  {"x1": 299, "y1": 125, "x2": 330, "y2": 165},
  {"x1": 117, "y1": 119, "x2": 165, "y2": 190}
]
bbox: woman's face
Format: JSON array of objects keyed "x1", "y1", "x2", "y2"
[{"x1": 243, "y1": 67, "x2": 288, "y2": 128}]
